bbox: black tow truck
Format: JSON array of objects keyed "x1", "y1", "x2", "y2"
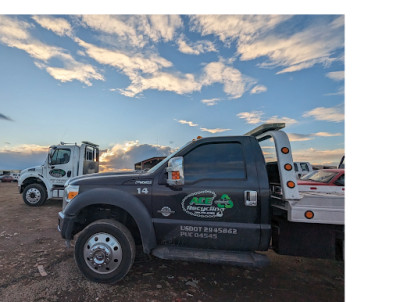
[{"x1": 58, "y1": 123, "x2": 344, "y2": 283}]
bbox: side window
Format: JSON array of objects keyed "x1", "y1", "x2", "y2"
[
  {"x1": 300, "y1": 163, "x2": 310, "y2": 172},
  {"x1": 51, "y1": 149, "x2": 71, "y2": 165},
  {"x1": 184, "y1": 142, "x2": 246, "y2": 183},
  {"x1": 335, "y1": 174, "x2": 345, "y2": 186},
  {"x1": 86, "y1": 147, "x2": 93, "y2": 161},
  {"x1": 294, "y1": 163, "x2": 298, "y2": 172}
]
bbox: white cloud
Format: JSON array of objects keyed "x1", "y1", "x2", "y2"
[
  {"x1": 0, "y1": 16, "x2": 103, "y2": 86},
  {"x1": 202, "y1": 61, "x2": 252, "y2": 99},
  {"x1": 0, "y1": 144, "x2": 49, "y2": 170},
  {"x1": 240, "y1": 17, "x2": 344, "y2": 74},
  {"x1": 190, "y1": 15, "x2": 291, "y2": 45},
  {"x1": 312, "y1": 132, "x2": 342, "y2": 137},
  {"x1": 0, "y1": 15, "x2": 31, "y2": 41},
  {"x1": 303, "y1": 105, "x2": 344, "y2": 122},
  {"x1": 237, "y1": 111, "x2": 264, "y2": 124},
  {"x1": 265, "y1": 116, "x2": 297, "y2": 126},
  {"x1": 238, "y1": 111, "x2": 298, "y2": 126},
  {"x1": 288, "y1": 133, "x2": 313, "y2": 142},
  {"x1": 250, "y1": 85, "x2": 267, "y2": 94},
  {"x1": 176, "y1": 120, "x2": 199, "y2": 127},
  {"x1": 148, "y1": 15, "x2": 183, "y2": 42},
  {"x1": 326, "y1": 70, "x2": 344, "y2": 81},
  {"x1": 32, "y1": 16, "x2": 73, "y2": 37},
  {"x1": 177, "y1": 36, "x2": 217, "y2": 55},
  {"x1": 100, "y1": 141, "x2": 174, "y2": 172},
  {"x1": 191, "y1": 15, "x2": 343, "y2": 74},
  {"x1": 200, "y1": 128, "x2": 231, "y2": 134},
  {"x1": 75, "y1": 38, "x2": 252, "y2": 99},
  {"x1": 118, "y1": 72, "x2": 202, "y2": 97},
  {"x1": 292, "y1": 148, "x2": 344, "y2": 166},
  {"x1": 288, "y1": 131, "x2": 342, "y2": 142},
  {"x1": 40, "y1": 64, "x2": 104, "y2": 86},
  {"x1": 201, "y1": 98, "x2": 221, "y2": 106},
  {"x1": 75, "y1": 38, "x2": 172, "y2": 75},
  {"x1": 80, "y1": 15, "x2": 182, "y2": 48}
]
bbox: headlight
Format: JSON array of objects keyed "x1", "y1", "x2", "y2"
[{"x1": 63, "y1": 185, "x2": 79, "y2": 210}]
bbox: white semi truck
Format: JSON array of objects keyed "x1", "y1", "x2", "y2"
[{"x1": 18, "y1": 141, "x2": 99, "y2": 206}]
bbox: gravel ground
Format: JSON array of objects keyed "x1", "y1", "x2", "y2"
[{"x1": 0, "y1": 182, "x2": 344, "y2": 301}]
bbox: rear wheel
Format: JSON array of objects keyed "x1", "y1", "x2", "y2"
[
  {"x1": 74, "y1": 219, "x2": 135, "y2": 284},
  {"x1": 22, "y1": 183, "x2": 47, "y2": 206}
]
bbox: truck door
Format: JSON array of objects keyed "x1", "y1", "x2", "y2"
[
  {"x1": 47, "y1": 148, "x2": 73, "y2": 186},
  {"x1": 152, "y1": 138, "x2": 261, "y2": 251}
]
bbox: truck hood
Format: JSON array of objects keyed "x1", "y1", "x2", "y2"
[
  {"x1": 66, "y1": 170, "x2": 150, "y2": 186},
  {"x1": 20, "y1": 165, "x2": 43, "y2": 175}
]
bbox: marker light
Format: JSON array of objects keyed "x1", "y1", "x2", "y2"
[
  {"x1": 68, "y1": 191, "x2": 78, "y2": 200},
  {"x1": 287, "y1": 181, "x2": 295, "y2": 188},
  {"x1": 63, "y1": 185, "x2": 79, "y2": 210},
  {"x1": 284, "y1": 164, "x2": 293, "y2": 171},
  {"x1": 172, "y1": 171, "x2": 180, "y2": 180},
  {"x1": 281, "y1": 147, "x2": 289, "y2": 154},
  {"x1": 305, "y1": 210, "x2": 314, "y2": 219}
]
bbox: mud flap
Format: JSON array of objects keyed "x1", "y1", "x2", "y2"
[{"x1": 271, "y1": 217, "x2": 344, "y2": 260}]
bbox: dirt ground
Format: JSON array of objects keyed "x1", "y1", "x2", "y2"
[{"x1": 0, "y1": 182, "x2": 344, "y2": 301}]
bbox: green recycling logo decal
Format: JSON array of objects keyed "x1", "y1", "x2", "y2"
[
  {"x1": 181, "y1": 190, "x2": 234, "y2": 218},
  {"x1": 49, "y1": 169, "x2": 66, "y2": 178}
]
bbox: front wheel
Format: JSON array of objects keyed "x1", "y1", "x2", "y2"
[
  {"x1": 22, "y1": 183, "x2": 47, "y2": 206},
  {"x1": 74, "y1": 219, "x2": 136, "y2": 283}
]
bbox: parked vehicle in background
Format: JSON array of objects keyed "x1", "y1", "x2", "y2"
[
  {"x1": 293, "y1": 162, "x2": 313, "y2": 178},
  {"x1": 1, "y1": 175, "x2": 16, "y2": 182},
  {"x1": 18, "y1": 141, "x2": 100, "y2": 206},
  {"x1": 297, "y1": 169, "x2": 345, "y2": 193},
  {"x1": 11, "y1": 172, "x2": 20, "y2": 181}
]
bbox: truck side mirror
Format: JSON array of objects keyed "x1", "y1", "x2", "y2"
[
  {"x1": 166, "y1": 157, "x2": 184, "y2": 186},
  {"x1": 48, "y1": 148, "x2": 56, "y2": 165}
]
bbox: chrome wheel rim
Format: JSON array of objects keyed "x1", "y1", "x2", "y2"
[
  {"x1": 26, "y1": 188, "x2": 41, "y2": 204},
  {"x1": 83, "y1": 232, "x2": 122, "y2": 274}
]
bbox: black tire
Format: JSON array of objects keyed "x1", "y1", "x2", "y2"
[
  {"x1": 22, "y1": 183, "x2": 47, "y2": 206},
  {"x1": 74, "y1": 219, "x2": 135, "y2": 284}
]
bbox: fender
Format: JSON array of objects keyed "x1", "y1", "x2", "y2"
[
  {"x1": 64, "y1": 188, "x2": 157, "y2": 253},
  {"x1": 19, "y1": 173, "x2": 51, "y2": 197}
]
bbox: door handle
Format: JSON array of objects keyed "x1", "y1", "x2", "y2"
[{"x1": 244, "y1": 190, "x2": 257, "y2": 207}]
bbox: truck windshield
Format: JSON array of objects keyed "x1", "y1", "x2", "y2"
[{"x1": 307, "y1": 170, "x2": 338, "y2": 183}]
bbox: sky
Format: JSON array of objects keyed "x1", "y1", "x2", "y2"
[{"x1": 0, "y1": 14, "x2": 345, "y2": 171}]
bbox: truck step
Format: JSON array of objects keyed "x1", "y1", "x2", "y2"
[{"x1": 151, "y1": 246, "x2": 269, "y2": 268}]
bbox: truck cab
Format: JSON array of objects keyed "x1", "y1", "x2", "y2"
[{"x1": 18, "y1": 141, "x2": 99, "y2": 206}]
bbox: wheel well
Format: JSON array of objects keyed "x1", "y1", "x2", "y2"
[
  {"x1": 74, "y1": 205, "x2": 142, "y2": 246},
  {"x1": 21, "y1": 178, "x2": 46, "y2": 193}
]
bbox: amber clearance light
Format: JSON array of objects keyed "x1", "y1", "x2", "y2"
[
  {"x1": 281, "y1": 147, "x2": 289, "y2": 154},
  {"x1": 287, "y1": 181, "x2": 295, "y2": 188},
  {"x1": 67, "y1": 191, "x2": 78, "y2": 200},
  {"x1": 172, "y1": 171, "x2": 180, "y2": 180},
  {"x1": 284, "y1": 164, "x2": 292, "y2": 171},
  {"x1": 305, "y1": 210, "x2": 314, "y2": 219}
]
